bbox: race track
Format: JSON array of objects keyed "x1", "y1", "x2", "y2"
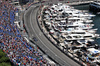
[{"x1": 24, "y1": 5, "x2": 80, "y2": 66}]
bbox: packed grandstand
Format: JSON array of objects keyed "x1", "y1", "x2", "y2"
[{"x1": 0, "y1": 1, "x2": 55, "y2": 66}]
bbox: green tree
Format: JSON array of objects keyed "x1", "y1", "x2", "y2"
[
  {"x1": 0, "y1": 49, "x2": 12, "y2": 66},
  {"x1": 0, "y1": 50, "x2": 6, "y2": 58},
  {"x1": 0, "y1": 62, "x2": 11, "y2": 66},
  {"x1": 0, "y1": 56, "x2": 9, "y2": 62},
  {"x1": 0, "y1": 50, "x2": 9, "y2": 63}
]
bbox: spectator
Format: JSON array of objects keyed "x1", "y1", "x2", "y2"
[{"x1": 0, "y1": 1, "x2": 53, "y2": 66}]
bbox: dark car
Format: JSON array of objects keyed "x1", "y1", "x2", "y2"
[{"x1": 32, "y1": 37, "x2": 38, "y2": 41}]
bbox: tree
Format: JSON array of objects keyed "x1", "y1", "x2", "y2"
[
  {"x1": 0, "y1": 62, "x2": 11, "y2": 66},
  {"x1": 0, "y1": 50, "x2": 9, "y2": 63},
  {"x1": 0, "y1": 49, "x2": 12, "y2": 66},
  {"x1": 0, "y1": 50, "x2": 5, "y2": 58}
]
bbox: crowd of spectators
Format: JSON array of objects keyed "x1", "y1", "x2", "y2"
[{"x1": 0, "y1": 1, "x2": 51, "y2": 66}]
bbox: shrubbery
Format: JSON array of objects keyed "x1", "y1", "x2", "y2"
[{"x1": 0, "y1": 49, "x2": 12, "y2": 66}]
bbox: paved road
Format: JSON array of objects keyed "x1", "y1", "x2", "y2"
[{"x1": 24, "y1": 5, "x2": 80, "y2": 66}]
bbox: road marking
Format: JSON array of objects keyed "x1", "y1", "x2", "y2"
[
  {"x1": 39, "y1": 32, "x2": 42, "y2": 36},
  {"x1": 29, "y1": 6, "x2": 71, "y2": 66}
]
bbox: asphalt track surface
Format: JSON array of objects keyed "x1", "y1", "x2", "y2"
[{"x1": 24, "y1": 5, "x2": 80, "y2": 66}]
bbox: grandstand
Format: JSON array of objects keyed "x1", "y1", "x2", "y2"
[{"x1": 0, "y1": 1, "x2": 55, "y2": 66}]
